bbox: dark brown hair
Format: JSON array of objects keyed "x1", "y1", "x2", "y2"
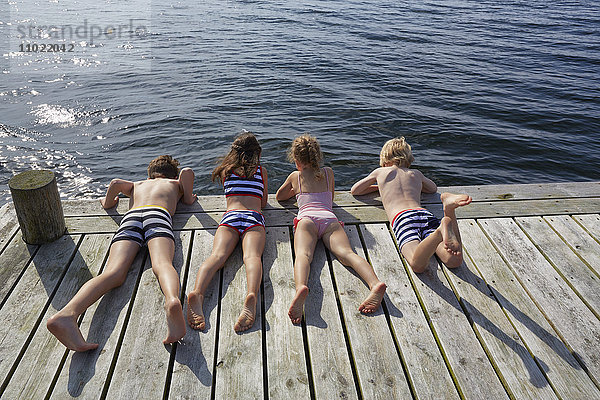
[
  {"x1": 212, "y1": 132, "x2": 262, "y2": 183},
  {"x1": 288, "y1": 134, "x2": 324, "y2": 179},
  {"x1": 147, "y1": 155, "x2": 180, "y2": 179}
]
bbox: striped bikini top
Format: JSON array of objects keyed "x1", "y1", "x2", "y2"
[{"x1": 224, "y1": 165, "x2": 264, "y2": 199}]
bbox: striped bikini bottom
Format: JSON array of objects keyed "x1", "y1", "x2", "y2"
[
  {"x1": 111, "y1": 205, "x2": 175, "y2": 246},
  {"x1": 219, "y1": 209, "x2": 265, "y2": 236}
]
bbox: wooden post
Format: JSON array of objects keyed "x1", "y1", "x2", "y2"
[{"x1": 9, "y1": 170, "x2": 66, "y2": 244}]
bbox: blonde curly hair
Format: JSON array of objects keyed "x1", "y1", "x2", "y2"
[
  {"x1": 288, "y1": 134, "x2": 324, "y2": 179},
  {"x1": 379, "y1": 137, "x2": 414, "y2": 168}
]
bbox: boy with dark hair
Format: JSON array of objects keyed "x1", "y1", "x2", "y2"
[{"x1": 47, "y1": 155, "x2": 196, "y2": 351}]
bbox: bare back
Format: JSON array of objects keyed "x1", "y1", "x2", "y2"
[
  {"x1": 376, "y1": 166, "x2": 433, "y2": 221},
  {"x1": 130, "y1": 179, "x2": 182, "y2": 214}
]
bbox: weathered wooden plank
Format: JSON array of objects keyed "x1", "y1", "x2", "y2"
[
  {"x1": 545, "y1": 215, "x2": 600, "y2": 278},
  {"x1": 446, "y1": 245, "x2": 556, "y2": 399},
  {"x1": 457, "y1": 198, "x2": 600, "y2": 219},
  {"x1": 65, "y1": 215, "x2": 121, "y2": 234},
  {"x1": 64, "y1": 209, "x2": 298, "y2": 233},
  {"x1": 333, "y1": 181, "x2": 600, "y2": 207},
  {"x1": 304, "y1": 240, "x2": 358, "y2": 400},
  {"x1": 403, "y1": 254, "x2": 508, "y2": 398},
  {"x1": 437, "y1": 181, "x2": 600, "y2": 202},
  {"x1": 49, "y1": 248, "x2": 146, "y2": 399},
  {"x1": 214, "y1": 244, "x2": 263, "y2": 400},
  {"x1": 169, "y1": 229, "x2": 219, "y2": 399},
  {"x1": 61, "y1": 196, "x2": 230, "y2": 217},
  {"x1": 2, "y1": 234, "x2": 111, "y2": 399},
  {"x1": 575, "y1": 214, "x2": 600, "y2": 241},
  {"x1": 58, "y1": 181, "x2": 600, "y2": 218},
  {"x1": 330, "y1": 225, "x2": 412, "y2": 399},
  {"x1": 517, "y1": 216, "x2": 600, "y2": 318},
  {"x1": 0, "y1": 202, "x2": 18, "y2": 254},
  {"x1": 0, "y1": 234, "x2": 81, "y2": 392},
  {"x1": 479, "y1": 218, "x2": 600, "y2": 387},
  {"x1": 262, "y1": 227, "x2": 311, "y2": 398},
  {"x1": 105, "y1": 232, "x2": 192, "y2": 399},
  {"x1": 62, "y1": 197, "x2": 600, "y2": 235},
  {"x1": 0, "y1": 231, "x2": 37, "y2": 307},
  {"x1": 359, "y1": 223, "x2": 459, "y2": 400},
  {"x1": 337, "y1": 198, "x2": 600, "y2": 222},
  {"x1": 458, "y1": 219, "x2": 600, "y2": 398}
]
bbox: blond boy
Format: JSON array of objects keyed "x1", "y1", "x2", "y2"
[
  {"x1": 351, "y1": 138, "x2": 471, "y2": 272},
  {"x1": 47, "y1": 155, "x2": 196, "y2": 351}
]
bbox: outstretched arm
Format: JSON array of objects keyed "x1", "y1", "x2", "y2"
[
  {"x1": 420, "y1": 172, "x2": 437, "y2": 194},
  {"x1": 350, "y1": 170, "x2": 379, "y2": 196},
  {"x1": 276, "y1": 173, "x2": 295, "y2": 202},
  {"x1": 261, "y1": 166, "x2": 269, "y2": 209},
  {"x1": 179, "y1": 167, "x2": 197, "y2": 205},
  {"x1": 101, "y1": 179, "x2": 134, "y2": 209}
]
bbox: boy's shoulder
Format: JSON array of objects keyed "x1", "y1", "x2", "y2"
[{"x1": 136, "y1": 178, "x2": 180, "y2": 186}]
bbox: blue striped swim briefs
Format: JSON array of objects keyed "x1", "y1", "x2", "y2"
[
  {"x1": 219, "y1": 209, "x2": 265, "y2": 236},
  {"x1": 111, "y1": 205, "x2": 175, "y2": 246},
  {"x1": 392, "y1": 208, "x2": 440, "y2": 250}
]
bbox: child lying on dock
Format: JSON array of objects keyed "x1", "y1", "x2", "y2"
[
  {"x1": 187, "y1": 132, "x2": 268, "y2": 333},
  {"x1": 276, "y1": 134, "x2": 386, "y2": 324},
  {"x1": 47, "y1": 155, "x2": 196, "y2": 351},
  {"x1": 351, "y1": 137, "x2": 471, "y2": 273}
]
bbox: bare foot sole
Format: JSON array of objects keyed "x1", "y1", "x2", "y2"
[
  {"x1": 234, "y1": 293, "x2": 257, "y2": 333},
  {"x1": 440, "y1": 216, "x2": 461, "y2": 256},
  {"x1": 47, "y1": 313, "x2": 98, "y2": 352},
  {"x1": 288, "y1": 285, "x2": 309, "y2": 324},
  {"x1": 359, "y1": 282, "x2": 387, "y2": 314},
  {"x1": 187, "y1": 291, "x2": 206, "y2": 331},
  {"x1": 440, "y1": 192, "x2": 472, "y2": 211},
  {"x1": 164, "y1": 298, "x2": 186, "y2": 344}
]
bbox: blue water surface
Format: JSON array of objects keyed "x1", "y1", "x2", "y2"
[{"x1": 1, "y1": 0, "x2": 599, "y2": 203}]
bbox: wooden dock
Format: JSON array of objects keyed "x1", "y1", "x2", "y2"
[{"x1": 0, "y1": 181, "x2": 599, "y2": 399}]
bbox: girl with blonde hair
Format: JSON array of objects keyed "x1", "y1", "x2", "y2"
[{"x1": 276, "y1": 134, "x2": 386, "y2": 324}]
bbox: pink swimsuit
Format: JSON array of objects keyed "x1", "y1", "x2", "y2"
[{"x1": 293, "y1": 168, "x2": 343, "y2": 238}]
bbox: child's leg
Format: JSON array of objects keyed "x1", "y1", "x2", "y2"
[
  {"x1": 234, "y1": 226, "x2": 266, "y2": 332},
  {"x1": 289, "y1": 219, "x2": 319, "y2": 324},
  {"x1": 435, "y1": 193, "x2": 472, "y2": 268},
  {"x1": 147, "y1": 236, "x2": 186, "y2": 344},
  {"x1": 187, "y1": 226, "x2": 239, "y2": 330},
  {"x1": 322, "y1": 223, "x2": 387, "y2": 314},
  {"x1": 400, "y1": 229, "x2": 443, "y2": 273},
  {"x1": 47, "y1": 240, "x2": 140, "y2": 351}
]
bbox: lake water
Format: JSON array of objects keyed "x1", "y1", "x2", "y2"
[{"x1": 1, "y1": 0, "x2": 599, "y2": 204}]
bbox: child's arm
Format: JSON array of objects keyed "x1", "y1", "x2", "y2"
[
  {"x1": 326, "y1": 167, "x2": 335, "y2": 199},
  {"x1": 275, "y1": 172, "x2": 295, "y2": 202},
  {"x1": 179, "y1": 167, "x2": 197, "y2": 205},
  {"x1": 420, "y1": 172, "x2": 437, "y2": 194},
  {"x1": 350, "y1": 170, "x2": 379, "y2": 195},
  {"x1": 261, "y1": 166, "x2": 269, "y2": 209},
  {"x1": 100, "y1": 179, "x2": 134, "y2": 209}
]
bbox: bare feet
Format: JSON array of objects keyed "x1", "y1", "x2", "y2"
[
  {"x1": 47, "y1": 313, "x2": 98, "y2": 352},
  {"x1": 288, "y1": 285, "x2": 309, "y2": 324},
  {"x1": 440, "y1": 192, "x2": 472, "y2": 212},
  {"x1": 440, "y1": 216, "x2": 461, "y2": 256},
  {"x1": 187, "y1": 291, "x2": 206, "y2": 331},
  {"x1": 164, "y1": 298, "x2": 186, "y2": 344},
  {"x1": 359, "y1": 282, "x2": 387, "y2": 314},
  {"x1": 234, "y1": 293, "x2": 257, "y2": 333}
]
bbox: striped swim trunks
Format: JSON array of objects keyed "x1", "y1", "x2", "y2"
[
  {"x1": 392, "y1": 208, "x2": 440, "y2": 250},
  {"x1": 111, "y1": 205, "x2": 175, "y2": 246},
  {"x1": 219, "y1": 209, "x2": 265, "y2": 236}
]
